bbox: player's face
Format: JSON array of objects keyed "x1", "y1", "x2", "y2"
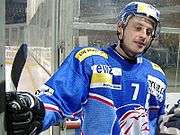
[{"x1": 118, "y1": 16, "x2": 154, "y2": 59}]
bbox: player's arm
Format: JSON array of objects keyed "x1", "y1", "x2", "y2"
[
  {"x1": 36, "y1": 48, "x2": 91, "y2": 131},
  {"x1": 6, "y1": 47, "x2": 91, "y2": 134},
  {"x1": 149, "y1": 92, "x2": 167, "y2": 135},
  {"x1": 148, "y1": 68, "x2": 168, "y2": 135}
]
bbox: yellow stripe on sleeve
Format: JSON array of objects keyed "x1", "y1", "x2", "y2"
[{"x1": 75, "y1": 48, "x2": 108, "y2": 62}]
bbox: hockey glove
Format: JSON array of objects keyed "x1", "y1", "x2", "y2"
[
  {"x1": 6, "y1": 91, "x2": 45, "y2": 135},
  {"x1": 158, "y1": 103, "x2": 180, "y2": 135}
]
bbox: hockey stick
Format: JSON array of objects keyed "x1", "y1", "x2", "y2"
[{"x1": 11, "y1": 43, "x2": 28, "y2": 90}]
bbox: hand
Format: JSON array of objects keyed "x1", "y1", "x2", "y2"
[
  {"x1": 158, "y1": 103, "x2": 180, "y2": 135},
  {"x1": 6, "y1": 92, "x2": 45, "y2": 135}
]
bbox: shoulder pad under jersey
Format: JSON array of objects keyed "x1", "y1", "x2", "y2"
[{"x1": 151, "y1": 62, "x2": 165, "y2": 75}]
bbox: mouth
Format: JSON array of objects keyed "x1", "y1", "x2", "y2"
[{"x1": 134, "y1": 41, "x2": 145, "y2": 48}]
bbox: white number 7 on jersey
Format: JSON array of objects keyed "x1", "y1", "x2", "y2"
[{"x1": 131, "y1": 83, "x2": 140, "y2": 100}]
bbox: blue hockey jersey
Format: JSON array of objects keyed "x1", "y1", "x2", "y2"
[{"x1": 37, "y1": 44, "x2": 167, "y2": 135}]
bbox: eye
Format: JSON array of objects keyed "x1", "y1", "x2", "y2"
[
  {"x1": 146, "y1": 29, "x2": 153, "y2": 36},
  {"x1": 135, "y1": 26, "x2": 142, "y2": 31}
]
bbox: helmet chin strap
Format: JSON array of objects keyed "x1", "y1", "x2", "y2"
[
  {"x1": 116, "y1": 25, "x2": 131, "y2": 59},
  {"x1": 142, "y1": 37, "x2": 154, "y2": 54},
  {"x1": 117, "y1": 29, "x2": 137, "y2": 60},
  {"x1": 117, "y1": 23, "x2": 137, "y2": 60}
]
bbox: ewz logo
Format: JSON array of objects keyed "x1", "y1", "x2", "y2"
[{"x1": 95, "y1": 65, "x2": 113, "y2": 74}]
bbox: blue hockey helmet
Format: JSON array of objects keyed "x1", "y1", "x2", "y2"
[{"x1": 118, "y1": 2, "x2": 160, "y2": 37}]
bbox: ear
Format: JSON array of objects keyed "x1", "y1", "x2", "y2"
[{"x1": 117, "y1": 22, "x2": 124, "y2": 40}]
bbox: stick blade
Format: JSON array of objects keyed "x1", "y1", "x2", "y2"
[{"x1": 11, "y1": 44, "x2": 28, "y2": 90}]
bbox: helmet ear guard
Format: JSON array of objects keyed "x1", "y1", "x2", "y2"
[{"x1": 117, "y1": 22, "x2": 125, "y2": 40}]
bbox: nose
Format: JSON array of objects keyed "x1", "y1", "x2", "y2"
[
  {"x1": 138, "y1": 30, "x2": 149, "y2": 43},
  {"x1": 139, "y1": 29, "x2": 148, "y2": 39}
]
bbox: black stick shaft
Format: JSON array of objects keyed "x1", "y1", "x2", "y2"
[{"x1": 11, "y1": 44, "x2": 28, "y2": 90}]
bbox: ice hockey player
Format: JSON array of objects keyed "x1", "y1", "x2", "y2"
[{"x1": 6, "y1": 2, "x2": 176, "y2": 135}]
